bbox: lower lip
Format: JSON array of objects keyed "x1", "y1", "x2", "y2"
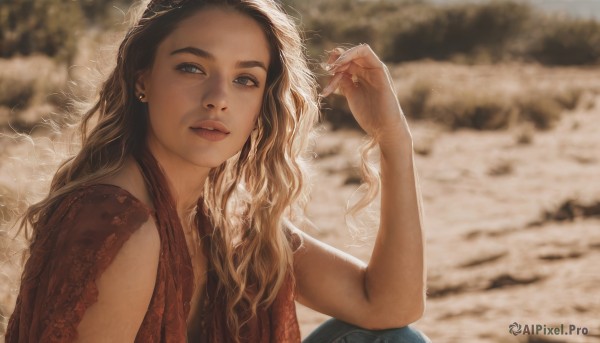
[{"x1": 190, "y1": 128, "x2": 229, "y2": 141}]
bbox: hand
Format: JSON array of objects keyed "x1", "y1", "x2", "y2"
[{"x1": 321, "y1": 44, "x2": 412, "y2": 148}]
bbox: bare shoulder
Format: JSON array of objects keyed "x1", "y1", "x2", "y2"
[
  {"x1": 98, "y1": 157, "x2": 154, "y2": 210},
  {"x1": 75, "y1": 217, "x2": 160, "y2": 342}
]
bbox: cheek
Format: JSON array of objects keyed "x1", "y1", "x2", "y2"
[
  {"x1": 146, "y1": 101, "x2": 179, "y2": 135},
  {"x1": 238, "y1": 94, "x2": 264, "y2": 129},
  {"x1": 147, "y1": 64, "x2": 188, "y2": 99},
  {"x1": 146, "y1": 81, "x2": 192, "y2": 125}
]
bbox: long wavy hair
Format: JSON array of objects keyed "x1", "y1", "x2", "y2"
[
  {"x1": 19, "y1": 0, "x2": 319, "y2": 338},
  {"x1": 18, "y1": 0, "x2": 380, "y2": 339}
]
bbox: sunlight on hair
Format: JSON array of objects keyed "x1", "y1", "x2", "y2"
[{"x1": 345, "y1": 136, "x2": 381, "y2": 245}]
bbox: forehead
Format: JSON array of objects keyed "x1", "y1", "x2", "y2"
[{"x1": 159, "y1": 7, "x2": 271, "y2": 66}]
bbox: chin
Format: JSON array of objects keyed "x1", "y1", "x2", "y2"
[
  {"x1": 188, "y1": 151, "x2": 233, "y2": 169},
  {"x1": 189, "y1": 158, "x2": 224, "y2": 169}
]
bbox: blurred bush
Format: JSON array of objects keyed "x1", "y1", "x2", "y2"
[
  {"x1": 0, "y1": 0, "x2": 83, "y2": 63},
  {"x1": 1, "y1": 0, "x2": 597, "y2": 133},
  {"x1": 0, "y1": 56, "x2": 69, "y2": 130},
  {"x1": 517, "y1": 93, "x2": 562, "y2": 130},
  {"x1": 284, "y1": 0, "x2": 600, "y2": 66},
  {"x1": 551, "y1": 87, "x2": 584, "y2": 111},
  {"x1": 398, "y1": 79, "x2": 583, "y2": 131},
  {"x1": 0, "y1": 75, "x2": 34, "y2": 111},
  {"x1": 281, "y1": 0, "x2": 600, "y2": 131},
  {"x1": 3, "y1": 0, "x2": 600, "y2": 66},
  {"x1": 80, "y1": 0, "x2": 119, "y2": 23},
  {"x1": 528, "y1": 18, "x2": 600, "y2": 65},
  {"x1": 0, "y1": 0, "x2": 130, "y2": 63},
  {"x1": 380, "y1": 0, "x2": 533, "y2": 63},
  {"x1": 423, "y1": 87, "x2": 516, "y2": 130}
]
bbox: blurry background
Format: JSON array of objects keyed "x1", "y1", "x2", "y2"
[{"x1": 1, "y1": 0, "x2": 600, "y2": 341}]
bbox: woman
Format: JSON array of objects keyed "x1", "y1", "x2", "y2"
[{"x1": 6, "y1": 0, "x2": 429, "y2": 342}]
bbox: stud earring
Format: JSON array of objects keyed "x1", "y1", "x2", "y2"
[{"x1": 138, "y1": 93, "x2": 146, "y2": 101}]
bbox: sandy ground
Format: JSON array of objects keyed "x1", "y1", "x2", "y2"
[
  {"x1": 298, "y1": 84, "x2": 600, "y2": 341},
  {"x1": 1, "y1": 61, "x2": 600, "y2": 342}
]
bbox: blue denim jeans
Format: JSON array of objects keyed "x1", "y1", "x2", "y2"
[{"x1": 303, "y1": 318, "x2": 431, "y2": 343}]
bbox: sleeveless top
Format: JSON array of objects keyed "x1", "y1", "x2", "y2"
[{"x1": 6, "y1": 150, "x2": 301, "y2": 342}]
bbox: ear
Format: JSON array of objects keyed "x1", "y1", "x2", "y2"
[{"x1": 135, "y1": 70, "x2": 149, "y2": 97}]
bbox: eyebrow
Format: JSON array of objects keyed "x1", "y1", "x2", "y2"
[{"x1": 170, "y1": 46, "x2": 268, "y2": 72}]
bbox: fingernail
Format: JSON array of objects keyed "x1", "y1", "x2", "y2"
[
  {"x1": 321, "y1": 85, "x2": 333, "y2": 97},
  {"x1": 334, "y1": 54, "x2": 346, "y2": 65}
]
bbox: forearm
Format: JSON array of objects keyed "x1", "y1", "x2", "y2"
[
  {"x1": 320, "y1": 44, "x2": 426, "y2": 328},
  {"x1": 364, "y1": 134, "x2": 426, "y2": 324}
]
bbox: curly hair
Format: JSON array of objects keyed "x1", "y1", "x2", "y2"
[{"x1": 19, "y1": 0, "x2": 320, "y2": 339}]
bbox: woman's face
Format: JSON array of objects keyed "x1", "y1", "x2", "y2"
[{"x1": 139, "y1": 7, "x2": 271, "y2": 169}]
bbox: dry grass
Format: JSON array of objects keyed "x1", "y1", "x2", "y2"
[
  {"x1": 323, "y1": 62, "x2": 591, "y2": 132},
  {"x1": 487, "y1": 160, "x2": 514, "y2": 177},
  {"x1": 515, "y1": 124, "x2": 535, "y2": 145},
  {"x1": 423, "y1": 86, "x2": 516, "y2": 130},
  {"x1": 394, "y1": 61, "x2": 600, "y2": 131},
  {"x1": 0, "y1": 56, "x2": 69, "y2": 131},
  {"x1": 0, "y1": 182, "x2": 27, "y2": 337},
  {"x1": 0, "y1": 184, "x2": 22, "y2": 226},
  {"x1": 516, "y1": 92, "x2": 563, "y2": 130}
]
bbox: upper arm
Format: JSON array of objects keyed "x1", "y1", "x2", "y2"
[
  {"x1": 292, "y1": 222, "x2": 424, "y2": 330},
  {"x1": 75, "y1": 219, "x2": 160, "y2": 342},
  {"x1": 292, "y1": 225, "x2": 374, "y2": 327}
]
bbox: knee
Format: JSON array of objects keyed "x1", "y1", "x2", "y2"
[
  {"x1": 304, "y1": 318, "x2": 431, "y2": 343},
  {"x1": 378, "y1": 325, "x2": 431, "y2": 343}
]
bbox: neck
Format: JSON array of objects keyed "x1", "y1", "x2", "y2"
[
  {"x1": 163, "y1": 162, "x2": 209, "y2": 217},
  {"x1": 147, "y1": 145, "x2": 211, "y2": 220}
]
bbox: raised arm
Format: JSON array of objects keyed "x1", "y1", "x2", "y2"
[{"x1": 293, "y1": 44, "x2": 425, "y2": 330}]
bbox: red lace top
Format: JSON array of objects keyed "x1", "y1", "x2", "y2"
[{"x1": 6, "y1": 151, "x2": 301, "y2": 342}]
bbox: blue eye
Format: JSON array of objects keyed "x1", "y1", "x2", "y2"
[
  {"x1": 176, "y1": 63, "x2": 203, "y2": 74},
  {"x1": 235, "y1": 76, "x2": 260, "y2": 87}
]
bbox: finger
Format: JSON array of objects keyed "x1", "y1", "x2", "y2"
[
  {"x1": 330, "y1": 61, "x2": 366, "y2": 78},
  {"x1": 329, "y1": 61, "x2": 371, "y2": 86},
  {"x1": 323, "y1": 47, "x2": 345, "y2": 72},
  {"x1": 328, "y1": 60, "x2": 351, "y2": 74},
  {"x1": 333, "y1": 60, "x2": 395, "y2": 94},
  {"x1": 333, "y1": 45, "x2": 364, "y2": 65},
  {"x1": 327, "y1": 47, "x2": 344, "y2": 65},
  {"x1": 332, "y1": 44, "x2": 382, "y2": 69},
  {"x1": 320, "y1": 72, "x2": 346, "y2": 97}
]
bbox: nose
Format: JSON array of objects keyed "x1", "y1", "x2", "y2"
[{"x1": 202, "y1": 75, "x2": 228, "y2": 111}]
